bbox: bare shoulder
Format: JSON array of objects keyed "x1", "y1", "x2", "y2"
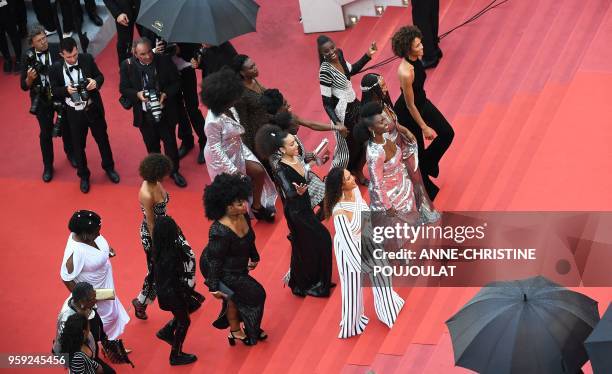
[
  {"x1": 398, "y1": 61, "x2": 414, "y2": 79},
  {"x1": 138, "y1": 184, "x2": 155, "y2": 206}
]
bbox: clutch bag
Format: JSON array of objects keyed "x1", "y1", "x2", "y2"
[{"x1": 95, "y1": 288, "x2": 115, "y2": 301}]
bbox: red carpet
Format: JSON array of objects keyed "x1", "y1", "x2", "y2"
[{"x1": 1, "y1": 0, "x2": 611, "y2": 373}]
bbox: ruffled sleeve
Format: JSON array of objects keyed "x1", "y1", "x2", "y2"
[{"x1": 60, "y1": 234, "x2": 86, "y2": 282}]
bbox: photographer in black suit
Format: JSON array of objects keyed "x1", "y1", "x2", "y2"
[
  {"x1": 20, "y1": 25, "x2": 76, "y2": 182},
  {"x1": 49, "y1": 37, "x2": 120, "y2": 193},
  {"x1": 119, "y1": 37, "x2": 187, "y2": 187}
]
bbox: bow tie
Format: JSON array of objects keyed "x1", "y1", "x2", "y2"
[
  {"x1": 68, "y1": 65, "x2": 80, "y2": 72},
  {"x1": 36, "y1": 51, "x2": 46, "y2": 57}
]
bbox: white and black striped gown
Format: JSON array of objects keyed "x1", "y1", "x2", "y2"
[
  {"x1": 332, "y1": 187, "x2": 405, "y2": 338},
  {"x1": 319, "y1": 50, "x2": 371, "y2": 171}
]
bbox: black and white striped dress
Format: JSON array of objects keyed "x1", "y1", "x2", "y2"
[
  {"x1": 332, "y1": 187, "x2": 405, "y2": 338},
  {"x1": 69, "y1": 351, "x2": 99, "y2": 374},
  {"x1": 319, "y1": 50, "x2": 371, "y2": 172}
]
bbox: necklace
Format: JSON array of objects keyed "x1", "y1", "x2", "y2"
[
  {"x1": 283, "y1": 156, "x2": 299, "y2": 165},
  {"x1": 374, "y1": 137, "x2": 387, "y2": 145}
]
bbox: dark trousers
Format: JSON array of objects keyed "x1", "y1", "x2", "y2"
[
  {"x1": 14, "y1": 0, "x2": 26, "y2": 28},
  {"x1": 32, "y1": 0, "x2": 56, "y2": 31},
  {"x1": 0, "y1": 4, "x2": 21, "y2": 60},
  {"x1": 36, "y1": 101, "x2": 73, "y2": 167},
  {"x1": 411, "y1": 0, "x2": 440, "y2": 61},
  {"x1": 66, "y1": 104, "x2": 115, "y2": 179},
  {"x1": 138, "y1": 112, "x2": 180, "y2": 172},
  {"x1": 397, "y1": 99, "x2": 454, "y2": 200},
  {"x1": 159, "y1": 308, "x2": 191, "y2": 354},
  {"x1": 177, "y1": 67, "x2": 206, "y2": 147}
]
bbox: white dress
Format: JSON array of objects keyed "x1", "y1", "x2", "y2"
[
  {"x1": 332, "y1": 187, "x2": 405, "y2": 338},
  {"x1": 60, "y1": 234, "x2": 129, "y2": 340}
]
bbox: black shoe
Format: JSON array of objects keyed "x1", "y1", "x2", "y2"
[
  {"x1": 291, "y1": 287, "x2": 306, "y2": 298},
  {"x1": 171, "y1": 172, "x2": 187, "y2": 188},
  {"x1": 42, "y1": 167, "x2": 53, "y2": 182},
  {"x1": 422, "y1": 57, "x2": 440, "y2": 70},
  {"x1": 252, "y1": 206, "x2": 275, "y2": 222},
  {"x1": 88, "y1": 12, "x2": 103, "y2": 26},
  {"x1": 105, "y1": 169, "x2": 120, "y2": 183},
  {"x1": 80, "y1": 178, "x2": 90, "y2": 193},
  {"x1": 228, "y1": 330, "x2": 255, "y2": 346},
  {"x1": 306, "y1": 283, "x2": 330, "y2": 298},
  {"x1": 170, "y1": 352, "x2": 197, "y2": 366},
  {"x1": 13, "y1": 60, "x2": 21, "y2": 73},
  {"x1": 156, "y1": 328, "x2": 174, "y2": 345},
  {"x1": 178, "y1": 143, "x2": 194, "y2": 159},
  {"x1": 197, "y1": 145, "x2": 206, "y2": 164},
  {"x1": 68, "y1": 156, "x2": 78, "y2": 168},
  {"x1": 3, "y1": 59, "x2": 12, "y2": 73},
  {"x1": 131, "y1": 298, "x2": 148, "y2": 320}
]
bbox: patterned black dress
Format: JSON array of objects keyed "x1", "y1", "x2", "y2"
[
  {"x1": 136, "y1": 193, "x2": 169, "y2": 305},
  {"x1": 200, "y1": 216, "x2": 266, "y2": 343}
]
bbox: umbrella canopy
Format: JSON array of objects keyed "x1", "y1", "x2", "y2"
[
  {"x1": 137, "y1": 0, "x2": 259, "y2": 45},
  {"x1": 446, "y1": 276, "x2": 600, "y2": 374},
  {"x1": 585, "y1": 302, "x2": 612, "y2": 374}
]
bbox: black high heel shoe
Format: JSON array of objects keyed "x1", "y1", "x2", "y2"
[
  {"x1": 259, "y1": 330, "x2": 268, "y2": 341},
  {"x1": 228, "y1": 330, "x2": 254, "y2": 346},
  {"x1": 252, "y1": 206, "x2": 275, "y2": 222}
]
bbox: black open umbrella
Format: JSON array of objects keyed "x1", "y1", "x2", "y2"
[
  {"x1": 585, "y1": 302, "x2": 612, "y2": 374},
  {"x1": 446, "y1": 276, "x2": 600, "y2": 374},
  {"x1": 137, "y1": 0, "x2": 259, "y2": 45}
]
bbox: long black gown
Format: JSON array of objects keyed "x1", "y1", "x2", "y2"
[
  {"x1": 393, "y1": 57, "x2": 454, "y2": 200},
  {"x1": 200, "y1": 215, "x2": 266, "y2": 343},
  {"x1": 275, "y1": 162, "x2": 333, "y2": 296}
]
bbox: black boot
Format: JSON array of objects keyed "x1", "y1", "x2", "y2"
[
  {"x1": 156, "y1": 319, "x2": 175, "y2": 345},
  {"x1": 169, "y1": 322, "x2": 196, "y2": 365}
]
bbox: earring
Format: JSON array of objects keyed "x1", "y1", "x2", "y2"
[{"x1": 371, "y1": 130, "x2": 375, "y2": 138}]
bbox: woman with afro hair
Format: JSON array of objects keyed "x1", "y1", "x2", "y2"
[
  {"x1": 200, "y1": 173, "x2": 267, "y2": 346},
  {"x1": 201, "y1": 68, "x2": 277, "y2": 222}
]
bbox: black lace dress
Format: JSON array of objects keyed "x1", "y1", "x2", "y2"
[
  {"x1": 200, "y1": 216, "x2": 266, "y2": 343},
  {"x1": 275, "y1": 162, "x2": 333, "y2": 296}
]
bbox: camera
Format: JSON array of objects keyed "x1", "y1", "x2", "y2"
[
  {"x1": 70, "y1": 78, "x2": 90, "y2": 104},
  {"x1": 25, "y1": 49, "x2": 49, "y2": 76},
  {"x1": 25, "y1": 50, "x2": 51, "y2": 114},
  {"x1": 156, "y1": 39, "x2": 177, "y2": 55},
  {"x1": 51, "y1": 101, "x2": 66, "y2": 137},
  {"x1": 143, "y1": 89, "x2": 163, "y2": 123}
]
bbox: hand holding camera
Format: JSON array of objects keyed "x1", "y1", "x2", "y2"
[{"x1": 86, "y1": 78, "x2": 97, "y2": 91}]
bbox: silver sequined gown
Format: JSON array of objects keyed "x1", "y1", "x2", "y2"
[
  {"x1": 204, "y1": 107, "x2": 277, "y2": 211},
  {"x1": 381, "y1": 104, "x2": 440, "y2": 224},
  {"x1": 367, "y1": 140, "x2": 417, "y2": 221}
]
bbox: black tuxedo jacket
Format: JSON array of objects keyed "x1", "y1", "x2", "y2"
[
  {"x1": 48, "y1": 53, "x2": 106, "y2": 114},
  {"x1": 103, "y1": 0, "x2": 140, "y2": 20},
  {"x1": 20, "y1": 43, "x2": 61, "y2": 102},
  {"x1": 119, "y1": 54, "x2": 180, "y2": 127}
]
